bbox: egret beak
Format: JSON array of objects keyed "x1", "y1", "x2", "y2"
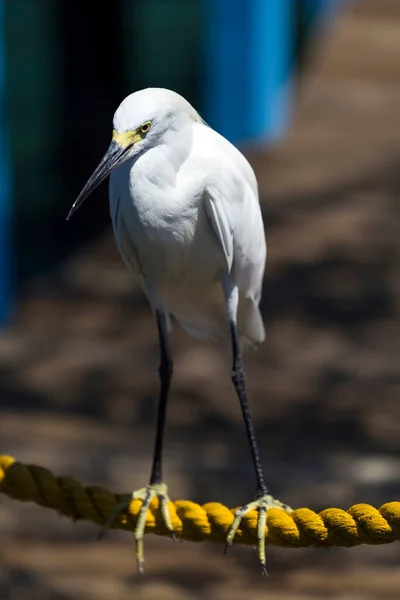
[{"x1": 67, "y1": 140, "x2": 130, "y2": 220}]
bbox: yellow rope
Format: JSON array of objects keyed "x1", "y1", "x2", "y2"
[{"x1": 1, "y1": 455, "x2": 399, "y2": 547}]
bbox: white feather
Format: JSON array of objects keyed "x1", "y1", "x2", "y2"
[{"x1": 108, "y1": 88, "x2": 266, "y2": 345}]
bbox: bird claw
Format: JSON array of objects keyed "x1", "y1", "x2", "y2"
[
  {"x1": 225, "y1": 494, "x2": 292, "y2": 575},
  {"x1": 133, "y1": 482, "x2": 175, "y2": 575},
  {"x1": 98, "y1": 482, "x2": 175, "y2": 575},
  {"x1": 132, "y1": 483, "x2": 176, "y2": 575}
]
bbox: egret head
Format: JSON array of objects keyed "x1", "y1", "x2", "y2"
[{"x1": 67, "y1": 88, "x2": 204, "y2": 220}]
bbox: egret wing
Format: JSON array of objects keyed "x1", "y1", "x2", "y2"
[
  {"x1": 205, "y1": 186, "x2": 234, "y2": 272},
  {"x1": 204, "y1": 178, "x2": 266, "y2": 301}
]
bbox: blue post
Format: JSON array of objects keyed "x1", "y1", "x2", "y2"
[
  {"x1": 202, "y1": 0, "x2": 249, "y2": 143},
  {"x1": 248, "y1": 0, "x2": 293, "y2": 143},
  {"x1": 202, "y1": 0, "x2": 293, "y2": 145},
  {"x1": 0, "y1": 0, "x2": 12, "y2": 323}
]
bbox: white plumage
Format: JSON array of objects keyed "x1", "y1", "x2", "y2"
[
  {"x1": 68, "y1": 88, "x2": 286, "y2": 576},
  {"x1": 109, "y1": 88, "x2": 266, "y2": 345}
]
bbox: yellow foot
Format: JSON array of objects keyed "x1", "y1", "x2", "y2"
[
  {"x1": 100, "y1": 482, "x2": 176, "y2": 575},
  {"x1": 225, "y1": 494, "x2": 292, "y2": 576}
]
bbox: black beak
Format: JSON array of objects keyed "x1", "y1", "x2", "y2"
[{"x1": 67, "y1": 141, "x2": 130, "y2": 220}]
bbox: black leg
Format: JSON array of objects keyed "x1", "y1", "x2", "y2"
[
  {"x1": 229, "y1": 322, "x2": 268, "y2": 496},
  {"x1": 100, "y1": 309, "x2": 176, "y2": 574},
  {"x1": 149, "y1": 310, "x2": 173, "y2": 485}
]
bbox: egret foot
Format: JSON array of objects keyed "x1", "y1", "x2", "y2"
[
  {"x1": 225, "y1": 494, "x2": 292, "y2": 576},
  {"x1": 132, "y1": 483, "x2": 176, "y2": 574},
  {"x1": 100, "y1": 482, "x2": 176, "y2": 575}
]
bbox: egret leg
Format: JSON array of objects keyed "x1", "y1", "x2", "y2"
[
  {"x1": 221, "y1": 277, "x2": 291, "y2": 575},
  {"x1": 132, "y1": 310, "x2": 176, "y2": 574},
  {"x1": 226, "y1": 320, "x2": 292, "y2": 574},
  {"x1": 100, "y1": 310, "x2": 176, "y2": 575},
  {"x1": 149, "y1": 310, "x2": 173, "y2": 485},
  {"x1": 230, "y1": 320, "x2": 267, "y2": 495}
]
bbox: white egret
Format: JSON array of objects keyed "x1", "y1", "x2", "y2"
[{"x1": 68, "y1": 88, "x2": 290, "y2": 575}]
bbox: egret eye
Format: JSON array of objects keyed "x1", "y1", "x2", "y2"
[{"x1": 140, "y1": 121, "x2": 151, "y2": 134}]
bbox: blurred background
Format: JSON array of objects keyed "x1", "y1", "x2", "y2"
[{"x1": 1, "y1": 1, "x2": 399, "y2": 598}]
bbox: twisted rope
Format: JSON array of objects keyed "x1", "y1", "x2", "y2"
[{"x1": 1, "y1": 455, "x2": 399, "y2": 547}]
